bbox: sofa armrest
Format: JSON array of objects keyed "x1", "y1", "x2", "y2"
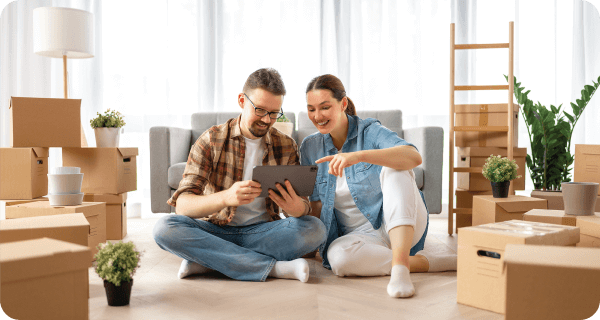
[
  {"x1": 403, "y1": 126, "x2": 444, "y2": 214},
  {"x1": 149, "y1": 126, "x2": 192, "y2": 213}
]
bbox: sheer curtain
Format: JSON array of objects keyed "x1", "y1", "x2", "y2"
[{"x1": 2, "y1": 0, "x2": 598, "y2": 217}]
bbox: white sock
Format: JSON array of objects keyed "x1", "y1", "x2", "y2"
[
  {"x1": 387, "y1": 265, "x2": 415, "y2": 298},
  {"x1": 416, "y1": 248, "x2": 457, "y2": 272},
  {"x1": 178, "y1": 260, "x2": 212, "y2": 279},
  {"x1": 268, "y1": 258, "x2": 309, "y2": 283}
]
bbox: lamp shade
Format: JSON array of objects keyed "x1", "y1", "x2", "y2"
[{"x1": 33, "y1": 7, "x2": 94, "y2": 59}]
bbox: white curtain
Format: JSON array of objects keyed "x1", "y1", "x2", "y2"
[{"x1": 2, "y1": 0, "x2": 598, "y2": 216}]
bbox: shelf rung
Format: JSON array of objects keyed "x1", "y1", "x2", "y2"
[
  {"x1": 455, "y1": 43, "x2": 509, "y2": 50},
  {"x1": 453, "y1": 208, "x2": 472, "y2": 215},
  {"x1": 455, "y1": 85, "x2": 509, "y2": 91},
  {"x1": 453, "y1": 167, "x2": 483, "y2": 173},
  {"x1": 454, "y1": 126, "x2": 508, "y2": 132}
]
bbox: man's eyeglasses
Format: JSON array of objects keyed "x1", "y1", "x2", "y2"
[{"x1": 244, "y1": 93, "x2": 284, "y2": 119}]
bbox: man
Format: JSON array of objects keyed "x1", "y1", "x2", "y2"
[{"x1": 153, "y1": 68, "x2": 327, "y2": 282}]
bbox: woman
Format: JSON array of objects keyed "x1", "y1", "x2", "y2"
[{"x1": 299, "y1": 74, "x2": 456, "y2": 298}]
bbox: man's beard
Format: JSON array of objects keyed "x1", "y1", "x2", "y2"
[{"x1": 248, "y1": 121, "x2": 271, "y2": 138}]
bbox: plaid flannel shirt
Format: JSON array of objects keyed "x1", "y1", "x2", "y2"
[{"x1": 167, "y1": 115, "x2": 307, "y2": 226}]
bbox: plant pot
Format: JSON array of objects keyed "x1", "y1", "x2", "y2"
[
  {"x1": 491, "y1": 181, "x2": 510, "y2": 198},
  {"x1": 272, "y1": 122, "x2": 294, "y2": 137},
  {"x1": 104, "y1": 279, "x2": 133, "y2": 306},
  {"x1": 95, "y1": 127, "x2": 121, "y2": 147},
  {"x1": 562, "y1": 182, "x2": 599, "y2": 216}
]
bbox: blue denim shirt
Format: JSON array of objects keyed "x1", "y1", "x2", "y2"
[{"x1": 299, "y1": 114, "x2": 423, "y2": 269}]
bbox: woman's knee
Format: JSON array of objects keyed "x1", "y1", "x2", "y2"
[{"x1": 327, "y1": 240, "x2": 363, "y2": 277}]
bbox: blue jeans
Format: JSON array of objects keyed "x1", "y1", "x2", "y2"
[{"x1": 153, "y1": 214, "x2": 327, "y2": 282}]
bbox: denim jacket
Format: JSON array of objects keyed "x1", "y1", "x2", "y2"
[{"x1": 299, "y1": 114, "x2": 422, "y2": 269}]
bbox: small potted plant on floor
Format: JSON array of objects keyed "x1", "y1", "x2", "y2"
[
  {"x1": 90, "y1": 109, "x2": 126, "y2": 147},
  {"x1": 94, "y1": 241, "x2": 141, "y2": 306},
  {"x1": 272, "y1": 113, "x2": 294, "y2": 137},
  {"x1": 482, "y1": 155, "x2": 521, "y2": 198}
]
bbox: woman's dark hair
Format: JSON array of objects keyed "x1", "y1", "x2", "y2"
[{"x1": 305, "y1": 74, "x2": 356, "y2": 116}]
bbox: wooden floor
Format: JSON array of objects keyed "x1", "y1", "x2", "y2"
[{"x1": 88, "y1": 214, "x2": 502, "y2": 320}]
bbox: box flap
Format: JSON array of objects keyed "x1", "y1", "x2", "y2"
[
  {"x1": 457, "y1": 147, "x2": 527, "y2": 158},
  {"x1": 0, "y1": 213, "x2": 89, "y2": 230},
  {"x1": 504, "y1": 244, "x2": 600, "y2": 270},
  {"x1": 83, "y1": 193, "x2": 127, "y2": 204},
  {"x1": 0, "y1": 238, "x2": 91, "y2": 283},
  {"x1": 577, "y1": 144, "x2": 600, "y2": 155},
  {"x1": 31, "y1": 147, "x2": 49, "y2": 158},
  {"x1": 576, "y1": 214, "x2": 600, "y2": 238},
  {"x1": 6, "y1": 201, "x2": 105, "y2": 219},
  {"x1": 495, "y1": 196, "x2": 547, "y2": 213},
  {"x1": 118, "y1": 148, "x2": 138, "y2": 157}
]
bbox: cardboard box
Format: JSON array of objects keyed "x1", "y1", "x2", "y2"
[
  {"x1": 455, "y1": 104, "x2": 519, "y2": 147},
  {"x1": 455, "y1": 189, "x2": 494, "y2": 209},
  {"x1": 576, "y1": 213, "x2": 600, "y2": 238},
  {"x1": 0, "y1": 147, "x2": 49, "y2": 199},
  {"x1": 574, "y1": 144, "x2": 600, "y2": 196},
  {"x1": 5, "y1": 201, "x2": 106, "y2": 258},
  {"x1": 523, "y1": 209, "x2": 577, "y2": 226},
  {"x1": 503, "y1": 244, "x2": 600, "y2": 320},
  {"x1": 577, "y1": 234, "x2": 600, "y2": 248},
  {"x1": 0, "y1": 238, "x2": 90, "y2": 320},
  {"x1": 472, "y1": 195, "x2": 547, "y2": 226},
  {"x1": 9, "y1": 97, "x2": 82, "y2": 147},
  {"x1": 84, "y1": 193, "x2": 127, "y2": 240},
  {"x1": 0, "y1": 213, "x2": 89, "y2": 249},
  {"x1": 456, "y1": 213, "x2": 472, "y2": 230},
  {"x1": 62, "y1": 147, "x2": 138, "y2": 194},
  {"x1": 1, "y1": 198, "x2": 47, "y2": 220},
  {"x1": 457, "y1": 220, "x2": 580, "y2": 314},
  {"x1": 457, "y1": 147, "x2": 526, "y2": 191}
]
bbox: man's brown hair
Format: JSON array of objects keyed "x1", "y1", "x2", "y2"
[{"x1": 243, "y1": 68, "x2": 286, "y2": 96}]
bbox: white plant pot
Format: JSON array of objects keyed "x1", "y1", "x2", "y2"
[
  {"x1": 48, "y1": 173, "x2": 84, "y2": 195},
  {"x1": 48, "y1": 193, "x2": 84, "y2": 206},
  {"x1": 272, "y1": 122, "x2": 294, "y2": 137},
  {"x1": 94, "y1": 127, "x2": 121, "y2": 147}
]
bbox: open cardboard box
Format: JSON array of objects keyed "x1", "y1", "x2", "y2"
[
  {"x1": 0, "y1": 147, "x2": 49, "y2": 199},
  {"x1": 472, "y1": 195, "x2": 547, "y2": 226},
  {"x1": 457, "y1": 147, "x2": 526, "y2": 191},
  {"x1": 63, "y1": 147, "x2": 138, "y2": 194},
  {"x1": 0, "y1": 238, "x2": 91, "y2": 320},
  {"x1": 9, "y1": 97, "x2": 82, "y2": 147},
  {"x1": 503, "y1": 244, "x2": 600, "y2": 320},
  {"x1": 83, "y1": 193, "x2": 127, "y2": 240},
  {"x1": 457, "y1": 220, "x2": 580, "y2": 314},
  {"x1": 5, "y1": 201, "x2": 106, "y2": 259}
]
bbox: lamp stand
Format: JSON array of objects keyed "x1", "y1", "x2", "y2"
[{"x1": 63, "y1": 54, "x2": 88, "y2": 147}]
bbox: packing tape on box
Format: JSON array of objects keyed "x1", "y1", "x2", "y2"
[
  {"x1": 478, "y1": 105, "x2": 488, "y2": 147},
  {"x1": 471, "y1": 220, "x2": 573, "y2": 236}
]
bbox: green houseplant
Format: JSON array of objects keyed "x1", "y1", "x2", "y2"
[
  {"x1": 94, "y1": 241, "x2": 141, "y2": 306},
  {"x1": 482, "y1": 154, "x2": 521, "y2": 198},
  {"x1": 506, "y1": 75, "x2": 600, "y2": 191},
  {"x1": 90, "y1": 109, "x2": 126, "y2": 147}
]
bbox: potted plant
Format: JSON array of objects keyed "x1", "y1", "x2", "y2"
[
  {"x1": 482, "y1": 154, "x2": 521, "y2": 198},
  {"x1": 90, "y1": 109, "x2": 126, "y2": 147},
  {"x1": 505, "y1": 75, "x2": 600, "y2": 192},
  {"x1": 94, "y1": 241, "x2": 141, "y2": 306},
  {"x1": 272, "y1": 113, "x2": 294, "y2": 137}
]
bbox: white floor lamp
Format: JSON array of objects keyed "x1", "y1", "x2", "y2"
[{"x1": 33, "y1": 7, "x2": 95, "y2": 147}]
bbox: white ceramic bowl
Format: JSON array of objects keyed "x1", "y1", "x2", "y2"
[
  {"x1": 51, "y1": 167, "x2": 81, "y2": 174},
  {"x1": 48, "y1": 193, "x2": 84, "y2": 206},
  {"x1": 48, "y1": 173, "x2": 84, "y2": 195}
]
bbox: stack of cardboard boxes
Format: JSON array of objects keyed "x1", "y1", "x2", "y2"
[
  {"x1": 454, "y1": 104, "x2": 527, "y2": 229},
  {"x1": 0, "y1": 97, "x2": 137, "y2": 319}
]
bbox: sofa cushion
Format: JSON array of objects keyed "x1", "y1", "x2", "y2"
[
  {"x1": 169, "y1": 161, "x2": 424, "y2": 191},
  {"x1": 168, "y1": 162, "x2": 187, "y2": 189}
]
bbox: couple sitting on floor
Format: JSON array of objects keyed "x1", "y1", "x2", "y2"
[{"x1": 152, "y1": 68, "x2": 456, "y2": 298}]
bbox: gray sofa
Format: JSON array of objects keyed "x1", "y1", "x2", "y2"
[{"x1": 150, "y1": 110, "x2": 443, "y2": 214}]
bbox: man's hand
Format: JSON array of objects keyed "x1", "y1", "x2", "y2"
[
  {"x1": 223, "y1": 180, "x2": 262, "y2": 207},
  {"x1": 316, "y1": 152, "x2": 361, "y2": 177},
  {"x1": 268, "y1": 180, "x2": 307, "y2": 217}
]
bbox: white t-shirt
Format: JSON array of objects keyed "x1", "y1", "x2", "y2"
[
  {"x1": 228, "y1": 137, "x2": 270, "y2": 226},
  {"x1": 334, "y1": 170, "x2": 379, "y2": 235}
]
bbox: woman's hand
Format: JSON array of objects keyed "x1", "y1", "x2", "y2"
[
  {"x1": 268, "y1": 180, "x2": 307, "y2": 217},
  {"x1": 315, "y1": 152, "x2": 361, "y2": 177}
]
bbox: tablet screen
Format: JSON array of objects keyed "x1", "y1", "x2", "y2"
[{"x1": 252, "y1": 165, "x2": 318, "y2": 198}]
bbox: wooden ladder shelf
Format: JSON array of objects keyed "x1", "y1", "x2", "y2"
[{"x1": 448, "y1": 21, "x2": 516, "y2": 235}]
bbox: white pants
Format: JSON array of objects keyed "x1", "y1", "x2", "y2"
[{"x1": 327, "y1": 167, "x2": 428, "y2": 277}]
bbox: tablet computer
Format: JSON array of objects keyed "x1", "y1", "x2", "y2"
[{"x1": 252, "y1": 165, "x2": 319, "y2": 198}]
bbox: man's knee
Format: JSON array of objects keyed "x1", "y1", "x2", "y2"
[
  {"x1": 288, "y1": 215, "x2": 327, "y2": 247},
  {"x1": 153, "y1": 214, "x2": 185, "y2": 246}
]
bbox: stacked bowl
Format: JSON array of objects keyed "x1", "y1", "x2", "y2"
[{"x1": 47, "y1": 167, "x2": 84, "y2": 206}]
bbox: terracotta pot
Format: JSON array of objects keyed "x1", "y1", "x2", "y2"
[
  {"x1": 95, "y1": 127, "x2": 121, "y2": 147},
  {"x1": 491, "y1": 181, "x2": 510, "y2": 198},
  {"x1": 562, "y1": 182, "x2": 599, "y2": 216},
  {"x1": 104, "y1": 279, "x2": 133, "y2": 306}
]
